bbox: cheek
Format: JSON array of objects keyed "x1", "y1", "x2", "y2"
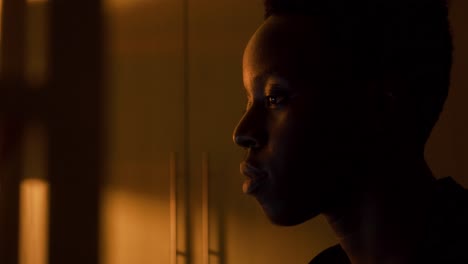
[
  {"x1": 268, "y1": 107, "x2": 329, "y2": 157},
  {"x1": 268, "y1": 112, "x2": 328, "y2": 180},
  {"x1": 267, "y1": 107, "x2": 349, "y2": 187}
]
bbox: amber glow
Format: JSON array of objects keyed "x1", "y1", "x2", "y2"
[
  {"x1": 26, "y1": 0, "x2": 49, "y2": 85},
  {"x1": 104, "y1": 0, "x2": 153, "y2": 10},
  {"x1": 0, "y1": 0, "x2": 3, "y2": 50},
  {"x1": 19, "y1": 122, "x2": 48, "y2": 264},
  {"x1": 100, "y1": 187, "x2": 171, "y2": 264},
  {"x1": 19, "y1": 179, "x2": 49, "y2": 264}
]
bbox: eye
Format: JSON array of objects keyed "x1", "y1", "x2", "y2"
[{"x1": 265, "y1": 94, "x2": 288, "y2": 108}]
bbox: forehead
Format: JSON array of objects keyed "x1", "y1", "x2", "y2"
[{"x1": 243, "y1": 15, "x2": 340, "y2": 89}]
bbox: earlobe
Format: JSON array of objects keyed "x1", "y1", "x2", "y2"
[
  {"x1": 383, "y1": 91, "x2": 398, "y2": 114},
  {"x1": 384, "y1": 91, "x2": 396, "y2": 101},
  {"x1": 373, "y1": 90, "x2": 396, "y2": 115},
  {"x1": 374, "y1": 74, "x2": 400, "y2": 116}
]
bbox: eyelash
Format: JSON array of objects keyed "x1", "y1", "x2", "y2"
[
  {"x1": 244, "y1": 91, "x2": 290, "y2": 111},
  {"x1": 265, "y1": 94, "x2": 288, "y2": 108}
]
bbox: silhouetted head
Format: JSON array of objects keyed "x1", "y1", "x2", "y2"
[{"x1": 233, "y1": 0, "x2": 452, "y2": 226}]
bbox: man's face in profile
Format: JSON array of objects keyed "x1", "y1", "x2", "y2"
[{"x1": 233, "y1": 15, "x2": 376, "y2": 226}]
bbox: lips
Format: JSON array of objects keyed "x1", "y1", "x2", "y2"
[{"x1": 240, "y1": 161, "x2": 268, "y2": 195}]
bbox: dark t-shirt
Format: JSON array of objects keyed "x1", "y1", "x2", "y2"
[{"x1": 309, "y1": 177, "x2": 468, "y2": 264}]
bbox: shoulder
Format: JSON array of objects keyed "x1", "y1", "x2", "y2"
[{"x1": 308, "y1": 244, "x2": 350, "y2": 264}]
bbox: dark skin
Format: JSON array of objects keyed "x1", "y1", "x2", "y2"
[{"x1": 233, "y1": 15, "x2": 438, "y2": 264}]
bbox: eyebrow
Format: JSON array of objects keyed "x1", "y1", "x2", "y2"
[
  {"x1": 246, "y1": 70, "x2": 289, "y2": 94},
  {"x1": 252, "y1": 69, "x2": 279, "y2": 88}
]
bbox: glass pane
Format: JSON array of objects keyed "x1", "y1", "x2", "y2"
[
  {"x1": 101, "y1": 0, "x2": 185, "y2": 263},
  {"x1": 19, "y1": 121, "x2": 49, "y2": 264},
  {"x1": 25, "y1": 0, "x2": 49, "y2": 86}
]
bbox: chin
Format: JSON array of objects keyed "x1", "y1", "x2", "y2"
[{"x1": 260, "y1": 200, "x2": 321, "y2": 226}]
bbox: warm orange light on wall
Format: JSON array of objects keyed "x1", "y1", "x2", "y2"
[
  {"x1": 19, "y1": 179, "x2": 49, "y2": 264},
  {"x1": 20, "y1": 122, "x2": 48, "y2": 264},
  {"x1": 100, "y1": 186, "x2": 171, "y2": 264},
  {"x1": 104, "y1": 0, "x2": 153, "y2": 10}
]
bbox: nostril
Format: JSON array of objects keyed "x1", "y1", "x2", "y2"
[{"x1": 235, "y1": 135, "x2": 258, "y2": 149}]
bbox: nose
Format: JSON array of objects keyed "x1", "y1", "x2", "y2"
[
  {"x1": 234, "y1": 134, "x2": 259, "y2": 149},
  {"x1": 232, "y1": 109, "x2": 264, "y2": 149}
]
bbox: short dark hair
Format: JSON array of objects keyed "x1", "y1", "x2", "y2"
[{"x1": 263, "y1": 0, "x2": 453, "y2": 146}]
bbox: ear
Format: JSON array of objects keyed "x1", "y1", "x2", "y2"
[
  {"x1": 368, "y1": 75, "x2": 398, "y2": 117},
  {"x1": 381, "y1": 84, "x2": 398, "y2": 115},
  {"x1": 364, "y1": 72, "x2": 405, "y2": 139},
  {"x1": 378, "y1": 70, "x2": 411, "y2": 117}
]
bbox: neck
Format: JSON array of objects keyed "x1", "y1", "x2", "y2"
[{"x1": 323, "y1": 154, "x2": 436, "y2": 264}]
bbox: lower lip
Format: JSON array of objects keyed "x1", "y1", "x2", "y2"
[{"x1": 243, "y1": 177, "x2": 267, "y2": 195}]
